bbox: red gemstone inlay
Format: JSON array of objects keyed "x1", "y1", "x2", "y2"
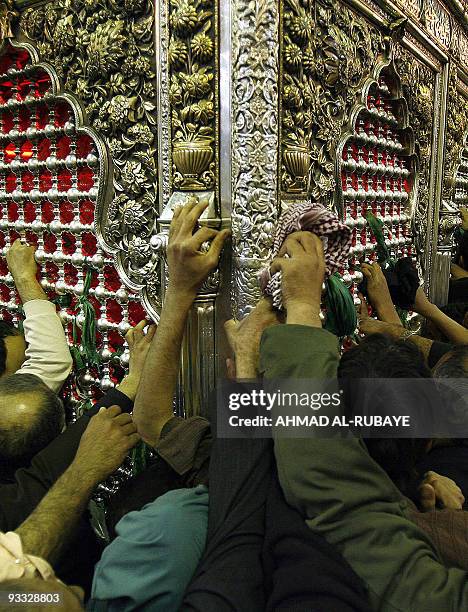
[
  {"x1": 19, "y1": 107, "x2": 31, "y2": 131},
  {"x1": 24, "y1": 201, "x2": 36, "y2": 223},
  {"x1": 79, "y1": 200, "x2": 95, "y2": 225},
  {"x1": 55, "y1": 102, "x2": 71, "y2": 127},
  {"x1": 77, "y1": 167, "x2": 94, "y2": 191},
  {"x1": 62, "y1": 232, "x2": 76, "y2": 255},
  {"x1": 76, "y1": 135, "x2": 93, "y2": 158},
  {"x1": 39, "y1": 170, "x2": 53, "y2": 192},
  {"x1": 2, "y1": 110, "x2": 13, "y2": 134},
  {"x1": 128, "y1": 301, "x2": 146, "y2": 326},
  {"x1": 41, "y1": 201, "x2": 54, "y2": 223},
  {"x1": 56, "y1": 136, "x2": 71, "y2": 159},
  {"x1": 82, "y1": 232, "x2": 97, "y2": 256},
  {"x1": 20, "y1": 141, "x2": 33, "y2": 160},
  {"x1": 7, "y1": 203, "x2": 18, "y2": 221},
  {"x1": 37, "y1": 138, "x2": 51, "y2": 161},
  {"x1": 43, "y1": 232, "x2": 57, "y2": 253},
  {"x1": 36, "y1": 105, "x2": 49, "y2": 129},
  {"x1": 57, "y1": 170, "x2": 72, "y2": 191},
  {"x1": 106, "y1": 299, "x2": 122, "y2": 324},
  {"x1": 4, "y1": 142, "x2": 15, "y2": 162},
  {"x1": 104, "y1": 265, "x2": 121, "y2": 292},
  {"x1": 64, "y1": 263, "x2": 78, "y2": 285},
  {"x1": 21, "y1": 171, "x2": 34, "y2": 192},
  {"x1": 59, "y1": 201, "x2": 74, "y2": 224},
  {"x1": 45, "y1": 262, "x2": 59, "y2": 283}
]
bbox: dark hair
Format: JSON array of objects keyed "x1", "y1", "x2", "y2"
[
  {"x1": 0, "y1": 320, "x2": 20, "y2": 376},
  {"x1": 338, "y1": 334, "x2": 431, "y2": 500},
  {"x1": 455, "y1": 231, "x2": 468, "y2": 269},
  {"x1": 432, "y1": 344, "x2": 468, "y2": 378},
  {"x1": 0, "y1": 374, "x2": 65, "y2": 478}
]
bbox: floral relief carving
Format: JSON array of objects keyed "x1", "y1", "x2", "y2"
[
  {"x1": 281, "y1": 0, "x2": 386, "y2": 201},
  {"x1": 0, "y1": 0, "x2": 17, "y2": 40},
  {"x1": 443, "y1": 71, "x2": 468, "y2": 202},
  {"x1": 231, "y1": 0, "x2": 280, "y2": 316},
  {"x1": 168, "y1": 0, "x2": 217, "y2": 191},
  {"x1": 394, "y1": 45, "x2": 435, "y2": 266},
  {"x1": 19, "y1": 0, "x2": 159, "y2": 294}
]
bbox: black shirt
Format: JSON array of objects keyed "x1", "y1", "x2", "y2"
[{"x1": 0, "y1": 388, "x2": 133, "y2": 594}]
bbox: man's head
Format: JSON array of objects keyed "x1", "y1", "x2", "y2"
[
  {"x1": 433, "y1": 346, "x2": 468, "y2": 440},
  {"x1": 0, "y1": 321, "x2": 26, "y2": 377},
  {"x1": 0, "y1": 374, "x2": 65, "y2": 477},
  {"x1": 339, "y1": 333, "x2": 431, "y2": 379},
  {"x1": 433, "y1": 344, "x2": 468, "y2": 378},
  {"x1": 338, "y1": 334, "x2": 431, "y2": 500}
]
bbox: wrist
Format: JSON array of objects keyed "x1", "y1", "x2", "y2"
[
  {"x1": 165, "y1": 285, "x2": 196, "y2": 308},
  {"x1": 66, "y1": 461, "x2": 99, "y2": 491},
  {"x1": 418, "y1": 302, "x2": 438, "y2": 319},
  {"x1": 13, "y1": 271, "x2": 36, "y2": 282},
  {"x1": 117, "y1": 374, "x2": 139, "y2": 401},
  {"x1": 14, "y1": 276, "x2": 47, "y2": 303},
  {"x1": 234, "y1": 353, "x2": 258, "y2": 379},
  {"x1": 286, "y1": 302, "x2": 322, "y2": 328}
]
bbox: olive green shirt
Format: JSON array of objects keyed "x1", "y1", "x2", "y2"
[{"x1": 259, "y1": 324, "x2": 468, "y2": 612}]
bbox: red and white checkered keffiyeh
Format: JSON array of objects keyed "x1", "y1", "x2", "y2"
[{"x1": 259, "y1": 202, "x2": 352, "y2": 310}]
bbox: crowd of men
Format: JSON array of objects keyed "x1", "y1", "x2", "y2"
[{"x1": 0, "y1": 199, "x2": 467, "y2": 611}]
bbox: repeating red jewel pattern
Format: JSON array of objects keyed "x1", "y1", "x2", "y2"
[
  {"x1": 454, "y1": 137, "x2": 468, "y2": 212},
  {"x1": 0, "y1": 44, "x2": 147, "y2": 409},
  {"x1": 339, "y1": 74, "x2": 414, "y2": 298}
]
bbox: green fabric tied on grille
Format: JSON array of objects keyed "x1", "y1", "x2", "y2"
[
  {"x1": 70, "y1": 268, "x2": 100, "y2": 372},
  {"x1": 364, "y1": 212, "x2": 409, "y2": 327},
  {"x1": 324, "y1": 272, "x2": 357, "y2": 339}
]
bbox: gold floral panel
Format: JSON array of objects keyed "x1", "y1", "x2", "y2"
[
  {"x1": 168, "y1": 0, "x2": 218, "y2": 192},
  {"x1": 280, "y1": 0, "x2": 386, "y2": 202},
  {"x1": 19, "y1": 0, "x2": 161, "y2": 317}
]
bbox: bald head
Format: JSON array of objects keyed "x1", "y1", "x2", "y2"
[
  {"x1": 0, "y1": 390, "x2": 43, "y2": 428},
  {"x1": 0, "y1": 374, "x2": 65, "y2": 476}
]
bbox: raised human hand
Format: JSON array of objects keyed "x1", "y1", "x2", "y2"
[
  {"x1": 167, "y1": 198, "x2": 230, "y2": 300},
  {"x1": 270, "y1": 231, "x2": 325, "y2": 326},
  {"x1": 224, "y1": 298, "x2": 281, "y2": 377}
]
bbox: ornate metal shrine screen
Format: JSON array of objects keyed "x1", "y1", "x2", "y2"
[
  {"x1": 0, "y1": 0, "x2": 466, "y2": 422},
  {"x1": 0, "y1": 40, "x2": 146, "y2": 413}
]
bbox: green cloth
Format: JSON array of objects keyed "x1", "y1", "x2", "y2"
[
  {"x1": 87, "y1": 486, "x2": 208, "y2": 612},
  {"x1": 259, "y1": 324, "x2": 468, "y2": 612}
]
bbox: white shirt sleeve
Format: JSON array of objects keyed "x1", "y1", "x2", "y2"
[{"x1": 16, "y1": 300, "x2": 73, "y2": 392}]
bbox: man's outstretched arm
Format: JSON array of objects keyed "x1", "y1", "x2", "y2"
[
  {"x1": 133, "y1": 200, "x2": 229, "y2": 446},
  {"x1": 413, "y1": 287, "x2": 468, "y2": 345},
  {"x1": 16, "y1": 406, "x2": 139, "y2": 564},
  {"x1": 260, "y1": 234, "x2": 468, "y2": 611},
  {"x1": 6, "y1": 239, "x2": 72, "y2": 390}
]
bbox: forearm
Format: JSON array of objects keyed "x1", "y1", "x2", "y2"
[
  {"x1": 16, "y1": 461, "x2": 96, "y2": 564},
  {"x1": 274, "y1": 436, "x2": 468, "y2": 610},
  {"x1": 373, "y1": 299, "x2": 402, "y2": 325},
  {"x1": 13, "y1": 275, "x2": 47, "y2": 304},
  {"x1": 367, "y1": 322, "x2": 434, "y2": 365},
  {"x1": 18, "y1": 300, "x2": 73, "y2": 391},
  {"x1": 133, "y1": 288, "x2": 193, "y2": 445},
  {"x1": 234, "y1": 355, "x2": 257, "y2": 379},
  {"x1": 423, "y1": 305, "x2": 468, "y2": 345},
  {"x1": 407, "y1": 335, "x2": 434, "y2": 363},
  {"x1": 261, "y1": 326, "x2": 468, "y2": 610},
  {"x1": 116, "y1": 374, "x2": 140, "y2": 402}
]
